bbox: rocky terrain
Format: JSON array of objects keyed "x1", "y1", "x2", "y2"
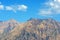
[{"x1": 0, "y1": 18, "x2": 60, "y2": 40}]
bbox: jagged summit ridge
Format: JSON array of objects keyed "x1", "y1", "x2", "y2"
[{"x1": 0, "y1": 18, "x2": 60, "y2": 40}]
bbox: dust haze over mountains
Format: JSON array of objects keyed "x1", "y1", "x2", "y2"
[{"x1": 0, "y1": 18, "x2": 60, "y2": 40}]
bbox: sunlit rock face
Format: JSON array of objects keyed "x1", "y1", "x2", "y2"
[{"x1": 0, "y1": 18, "x2": 60, "y2": 40}]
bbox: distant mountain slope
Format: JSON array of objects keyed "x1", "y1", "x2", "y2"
[
  {"x1": 0, "y1": 18, "x2": 60, "y2": 40},
  {"x1": 0, "y1": 19, "x2": 19, "y2": 34}
]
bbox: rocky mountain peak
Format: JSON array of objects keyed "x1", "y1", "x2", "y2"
[{"x1": 0, "y1": 18, "x2": 60, "y2": 40}]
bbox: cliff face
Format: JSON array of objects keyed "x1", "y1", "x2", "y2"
[{"x1": 0, "y1": 18, "x2": 60, "y2": 40}]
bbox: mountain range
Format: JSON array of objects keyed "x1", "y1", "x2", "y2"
[{"x1": 0, "y1": 18, "x2": 60, "y2": 40}]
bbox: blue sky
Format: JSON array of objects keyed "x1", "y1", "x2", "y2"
[{"x1": 0, "y1": 0, "x2": 60, "y2": 22}]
